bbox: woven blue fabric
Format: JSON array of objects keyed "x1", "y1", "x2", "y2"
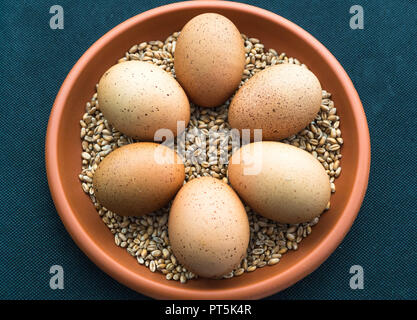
[{"x1": 0, "y1": 0, "x2": 415, "y2": 300}]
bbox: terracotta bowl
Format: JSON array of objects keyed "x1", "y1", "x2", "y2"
[{"x1": 45, "y1": 1, "x2": 370, "y2": 299}]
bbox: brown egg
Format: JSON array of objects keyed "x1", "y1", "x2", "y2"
[
  {"x1": 93, "y1": 142, "x2": 185, "y2": 216},
  {"x1": 174, "y1": 13, "x2": 246, "y2": 107},
  {"x1": 168, "y1": 177, "x2": 249, "y2": 278},
  {"x1": 228, "y1": 64, "x2": 322, "y2": 140},
  {"x1": 97, "y1": 61, "x2": 190, "y2": 140},
  {"x1": 228, "y1": 142, "x2": 331, "y2": 224}
]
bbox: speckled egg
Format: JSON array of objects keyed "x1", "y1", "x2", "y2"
[
  {"x1": 228, "y1": 141, "x2": 331, "y2": 224},
  {"x1": 97, "y1": 61, "x2": 190, "y2": 140},
  {"x1": 168, "y1": 177, "x2": 249, "y2": 278},
  {"x1": 174, "y1": 13, "x2": 246, "y2": 107},
  {"x1": 93, "y1": 142, "x2": 185, "y2": 216},
  {"x1": 228, "y1": 64, "x2": 322, "y2": 140}
]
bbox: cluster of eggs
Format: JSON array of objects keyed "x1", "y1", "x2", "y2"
[{"x1": 92, "y1": 14, "x2": 330, "y2": 278}]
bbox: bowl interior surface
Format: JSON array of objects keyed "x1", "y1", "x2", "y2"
[{"x1": 47, "y1": 1, "x2": 369, "y2": 299}]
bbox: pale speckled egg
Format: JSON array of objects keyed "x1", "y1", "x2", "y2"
[
  {"x1": 168, "y1": 177, "x2": 249, "y2": 278},
  {"x1": 97, "y1": 61, "x2": 190, "y2": 140},
  {"x1": 228, "y1": 64, "x2": 322, "y2": 140},
  {"x1": 228, "y1": 141, "x2": 331, "y2": 224},
  {"x1": 93, "y1": 142, "x2": 185, "y2": 216},
  {"x1": 174, "y1": 13, "x2": 246, "y2": 107}
]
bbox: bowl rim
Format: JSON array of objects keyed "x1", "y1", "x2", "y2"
[{"x1": 45, "y1": 0, "x2": 371, "y2": 300}]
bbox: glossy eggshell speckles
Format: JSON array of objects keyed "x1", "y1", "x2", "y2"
[
  {"x1": 93, "y1": 142, "x2": 185, "y2": 216},
  {"x1": 228, "y1": 142, "x2": 331, "y2": 224},
  {"x1": 97, "y1": 61, "x2": 190, "y2": 140},
  {"x1": 174, "y1": 13, "x2": 246, "y2": 107},
  {"x1": 228, "y1": 64, "x2": 322, "y2": 140},
  {"x1": 168, "y1": 177, "x2": 249, "y2": 278}
]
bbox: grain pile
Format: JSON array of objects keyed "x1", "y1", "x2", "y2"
[{"x1": 78, "y1": 32, "x2": 343, "y2": 283}]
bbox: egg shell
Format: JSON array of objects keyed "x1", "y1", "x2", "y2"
[
  {"x1": 168, "y1": 177, "x2": 249, "y2": 278},
  {"x1": 228, "y1": 141, "x2": 331, "y2": 224},
  {"x1": 228, "y1": 64, "x2": 322, "y2": 140},
  {"x1": 97, "y1": 61, "x2": 190, "y2": 140},
  {"x1": 93, "y1": 142, "x2": 185, "y2": 216},
  {"x1": 174, "y1": 13, "x2": 246, "y2": 107}
]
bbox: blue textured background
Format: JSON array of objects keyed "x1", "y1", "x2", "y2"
[{"x1": 0, "y1": 0, "x2": 416, "y2": 300}]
